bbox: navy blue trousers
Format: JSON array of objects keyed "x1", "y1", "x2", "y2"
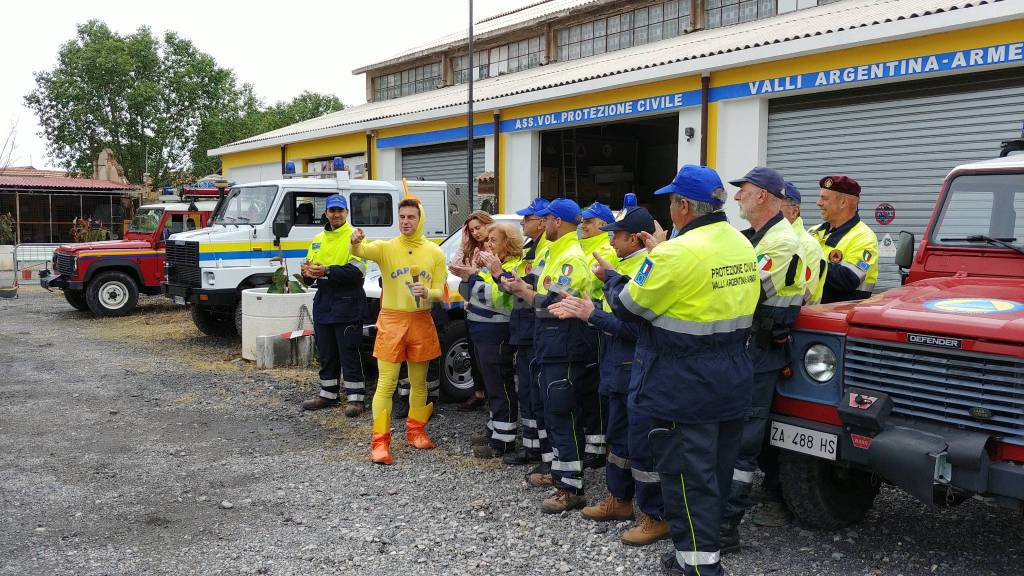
[{"x1": 315, "y1": 321, "x2": 364, "y2": 402}]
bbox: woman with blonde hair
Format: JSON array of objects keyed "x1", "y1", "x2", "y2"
[{"x1": 450, "y1": 222, "x2": 525, "y2": 458}]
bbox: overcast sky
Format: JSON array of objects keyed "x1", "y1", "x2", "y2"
[{"x1": 1, "y1": 0, "x2": 509, "y2": 169}]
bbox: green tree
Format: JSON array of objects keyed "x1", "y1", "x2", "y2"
[
  {"x1": 191, "y1": 90, "x2": 344, "y2": 177},
  {"x1": 25, "y1": 20, "x2": 241, "y2": 186}
]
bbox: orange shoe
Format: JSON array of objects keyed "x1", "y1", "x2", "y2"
[
  {"x1": 406, "y1": 403, "x2": 436, "y2": 449},
  {"x1": 371, "y1": 409, "x2": 394, "y2": 465}
]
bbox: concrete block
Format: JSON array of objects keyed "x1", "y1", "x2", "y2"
[{"x1": 255, "y1": 334, "x2": 314, "y2": 369}]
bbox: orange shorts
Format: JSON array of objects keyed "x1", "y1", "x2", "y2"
[{"x1": 373, "y1": 309, "x2": 441, "y2": 363}]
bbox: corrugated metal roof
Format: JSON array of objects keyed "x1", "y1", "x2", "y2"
[
  {"x1": 352, "y1": 0, "x2": 605, "y2": 74},
  {"x1": 215, "y1": 0, "x2": 1010, "y2": 155},
  {"x1": 0, "y1": 175, "x2": 136, "y2": 191}
]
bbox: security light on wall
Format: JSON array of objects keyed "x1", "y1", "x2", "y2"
[{"x1": 685, "y1": 127, "x2": 695, "y2": 142}]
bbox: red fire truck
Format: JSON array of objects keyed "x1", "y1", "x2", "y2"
[
  {"x1": 769, "y1": 137, "x2": 1024, "y2": 528},
  {"x1": 41, "y1": 192, "x2": 215, "y2": 316}
]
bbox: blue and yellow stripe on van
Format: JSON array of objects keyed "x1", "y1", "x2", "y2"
[{"x1": 197, "y1": 241, "x2": 313, "y2": 262}]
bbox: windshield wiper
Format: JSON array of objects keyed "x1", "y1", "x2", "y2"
[{"x1": 940, "y1": 235, "x2": 1024, "y2": 256}]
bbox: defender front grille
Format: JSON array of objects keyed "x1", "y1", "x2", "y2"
[
  {"x1": 165, "y1": 240, "x2": 200, "y2": 287},
  {"x1": 55, "y1": 253, "x2": 75, "y2": 276},
  {"x1": 844, "y1": 338, "x2": 1024, "y2": 446}
]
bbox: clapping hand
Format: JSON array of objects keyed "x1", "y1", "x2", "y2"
[
  {"x1": 547, "y1": 294, "x2": 595, "y2": 321},
  {"x1": 638, "y1": 221, "x2": 668, "y2": 251},
  {"x1": 500, "y1": 274, "x2": 528, "y2": 297},
  {"x1": 448, "y1": 262, "x2": 479, "y2": 281},
  {"x1": 477, "y1": 251, "x2": 502, "y2": 275}
]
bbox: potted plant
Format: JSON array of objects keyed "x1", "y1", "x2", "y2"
[{"x1": 239, "y1": 256, "x2": 315, "y2": 361}]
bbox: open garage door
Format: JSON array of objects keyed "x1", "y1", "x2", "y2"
[
  {"x1": 767, "y1": 68, "x2": 1024, "y2": 292},
  {"x1": 540, "y1": 114, "x2": 678, "y2": 227}
]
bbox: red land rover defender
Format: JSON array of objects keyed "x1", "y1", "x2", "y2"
[
  {"x1": 769, "y1": 138, "x2": 1024, "y2": 529},
  {"x1": 41, "y1": 200, "x2": 214, "y2": 316}
]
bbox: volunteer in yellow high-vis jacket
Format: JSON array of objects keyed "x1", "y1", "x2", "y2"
[
  {"x1": 577, "y1": 201, "x2": 621, "y2": 465},
  {"x1": 300, "y1": 194, "x2": 368, "y2": 417},
  {"x1": 780, "y1": 181, "x2": 826, "y2": 305},
  {"x1": 722, "y1": 166, "x2": 805, "y2": 551},
  {"x1": 351, "y1": 197, "x2": 446, "y2": 465},
  {"x1": 811, "y1": 175, "x2": 879, "y2": 303}
]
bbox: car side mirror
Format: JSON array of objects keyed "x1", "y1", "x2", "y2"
[
  {"x1": 273, "y1": 221, "x2": 293, "y2": 246},
  {"x1": 895, "y1": 230, "x2": 915, "y2": 271}
]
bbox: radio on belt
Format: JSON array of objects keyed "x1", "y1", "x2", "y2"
[{"x1": 836, "y1": 387, "x2": 893, "y2": 432}]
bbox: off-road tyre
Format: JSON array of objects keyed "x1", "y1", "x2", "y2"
[
  {"x1": 85, "y1": 271, "x2": 139, "y2": 317},
  {"x1": 64, "y1": 290, "x2": 90, "y2": 311},
  {"x1": 779, "y1": 450, "x2": 880, "y2": 530},
  {"x1": 438, "y1": 319, "x2": 474, "y2": 403},
  {"x1": 191, "y1": 304, "x2": 238, "y2": 337}
]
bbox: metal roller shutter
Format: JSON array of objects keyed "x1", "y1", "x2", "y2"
[
  {"x1": 401, "y1": 141, "x2": 485, "y2": 228},
  {"x1": 767, "y1": 68, "x2": 1024, "y2": 292}
]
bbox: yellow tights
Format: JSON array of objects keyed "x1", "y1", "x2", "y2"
[{"x1": 372, "y1": 360, "x2": 428, "y2": 420}]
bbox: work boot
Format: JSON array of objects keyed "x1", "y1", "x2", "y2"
[
  {"x1": 370, "y1": 409, "x2": 394, "y2": 465},
  {"x1": 473, "y1": 443, "x2": 511, "y2": 459},
  {"x1": 581, "y1": 495, "x2": 634, "y2": 521},
  {"x1": 406, "y1": 403, "x2": 436, "y2": 449},
  {"x1": 622, "y1": 513, "x2": 671, "y2": 546},
  {"x1": 343, "y1": 402, "x2": 364, "y2": 418},
  {"x1": 301, "y1": 396, "x2": 338, "y2": 411},
  {"x1": 526, "y1": 462, "x2": 553, "y2": 488},
  {"x1": 751, "y1": 499, "x2": 791, "y2": 527},
  {"x1": 720, "y1": 524, "x2": 741, "y2": 554},
  {"x1": 583, "y1": 453, "x2": 607, "y2": 469},
  {"x1": 503, "y1": 448, "x2": 540, "y2": 466},
  {"x1": 458, "y1": 393, "x2": 485, "y2": 412},
  {"x1": 659, "y1": 552, "x2": 687, "y2": 576},
  {"x1": 541, "y1": 489, "x2": 585, "y2": 514}
]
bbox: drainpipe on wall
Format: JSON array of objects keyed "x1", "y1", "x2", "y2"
[
  {"x1": 700, "y1": 74, "x2": 710, "y2": 166},
  {"x1": 493, "y1": 111, "x2": 500, "y2": 211},
  {"x1": 280, "y1": 145, "x2": 287, "y2": 175},
  {"x1": 365, "y1": 132, "x2": 374, "y2": 179}
]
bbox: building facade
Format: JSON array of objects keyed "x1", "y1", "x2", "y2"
[{"x1": 209, "y1": 0, "x2": 1024, "y2": 291}]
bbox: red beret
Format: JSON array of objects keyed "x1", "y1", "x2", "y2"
[{"x1": 819, "y1": 175, "x2": 861, "y2": 197}]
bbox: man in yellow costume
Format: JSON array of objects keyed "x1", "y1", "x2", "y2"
[{"x1": 350, "y1": 197, "x2": 447, "y2": 465}]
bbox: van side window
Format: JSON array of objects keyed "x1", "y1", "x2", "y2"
[
  {"x1": 275, "y1": 192, "x2": 333, "y2": 228},
  {"x1": 350, "y1": 193, "x2": 393, "y2": 227}
]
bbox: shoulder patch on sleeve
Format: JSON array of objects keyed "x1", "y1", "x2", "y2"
[
  {"x1": 634, "y1": 257, "x2": 654, "y2": 287},
  {"x1": 311, "y1": 242, "x2": 321, "y2": 250}
]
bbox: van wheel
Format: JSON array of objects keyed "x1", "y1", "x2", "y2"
[
  {"x1": 779, "y1": 451, "x2": 880, "y2": 530},
  {"x1": 439, "y1": 319, "x2": 474, "y2": 403},
  {"x1": 64, "y1": 290, "x2": 90, "y2": 311},
  {"x1": 86, "y1": 271, "x2": 138, "y2": 317},
  {"x1": 191, "y1": 305, "x2": 238, "y2": 337}
]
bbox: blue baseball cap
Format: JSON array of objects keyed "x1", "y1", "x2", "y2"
[
  {"x1": 516, "y1": 197, "x2": 550, "y2": 217},
  {"x1": 783, "y1": 181, "x2": 801, "y2": 203},
  {"x1": 601, "y1": 207, "x2": 656, "y2": 234},
  {"x1": 325, "y1": 194, "x2": 347, "y2": 209},
  {"x1": 535, "y1": 198, "x2": 582, "y2": 223},
  {"x1": 654, "y1": 164, "x2": 726, "y2": 206},
  {"x1": 728, "y1": 167, "x2": 786, "y2": 199},
  {"x1": 581, "y1": 201, "x2": 615, "y2": 224}
]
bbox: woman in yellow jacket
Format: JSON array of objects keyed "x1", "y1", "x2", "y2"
[{"x1": 351, "y1": 198, "x2": 447, "y2": 464}]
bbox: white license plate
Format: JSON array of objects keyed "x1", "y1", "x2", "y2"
[
  {"x1": 770, "y1": 421, "x2": 837, "y2": 461},
  {"x1": 172, "y1": 296, "x2": 186, "y2": 306}
]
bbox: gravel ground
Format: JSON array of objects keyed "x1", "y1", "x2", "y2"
[{"x1": 1, "y1": 286, "x2": 1022, "y2": 576}]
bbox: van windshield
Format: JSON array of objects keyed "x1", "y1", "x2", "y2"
[
  {"x1": 213, "y1": 185, "x2": 278, "y2": 225},
  {"x1": 128, "y1": 207, "x2": 164, "y2": 233},
  {"x1": 932, "y1": 173, "x2": 1024, "y2": 252}
]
